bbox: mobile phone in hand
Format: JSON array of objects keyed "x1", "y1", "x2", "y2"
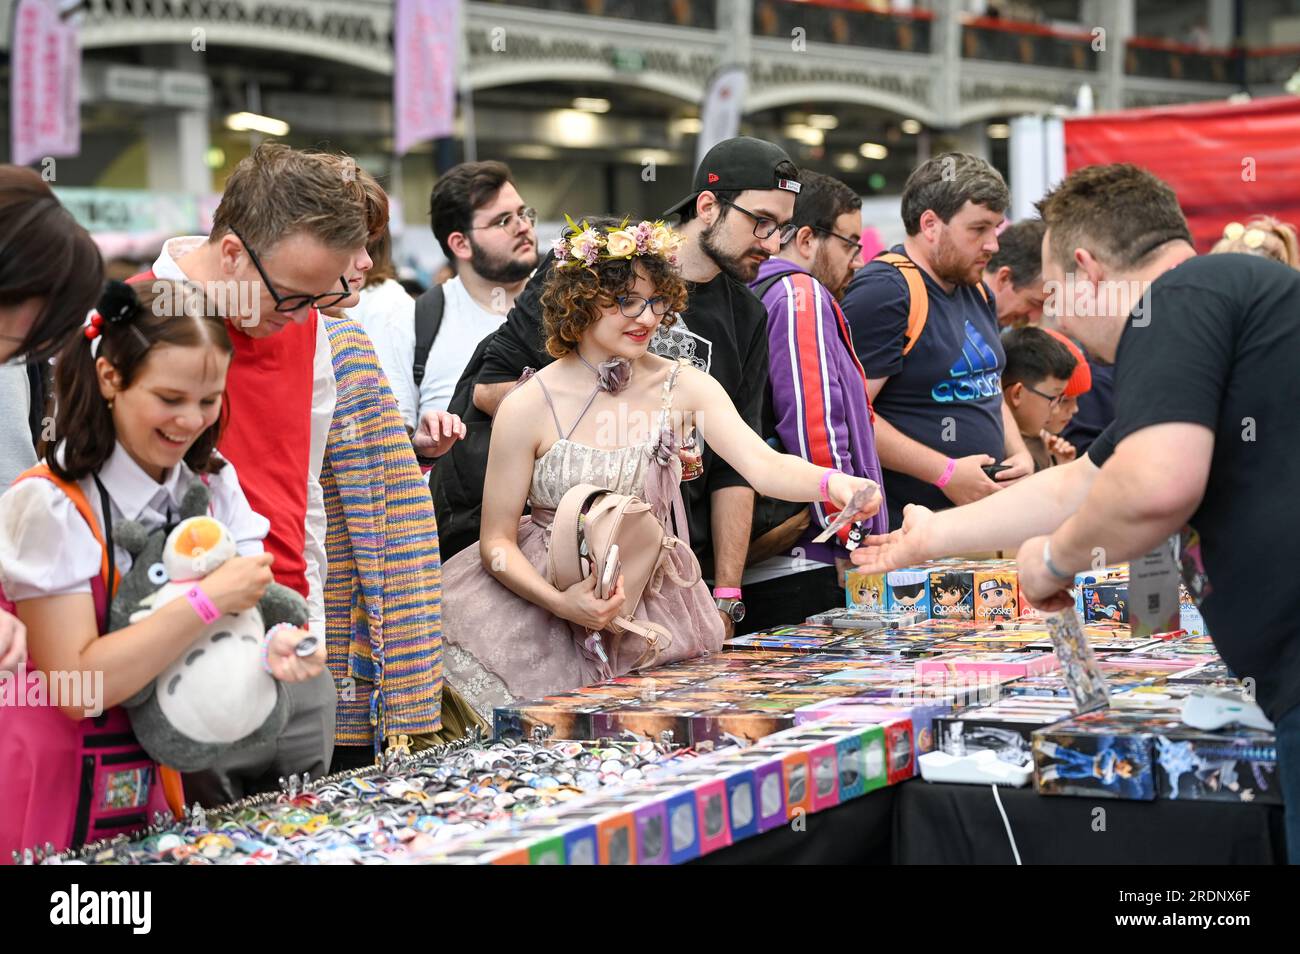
[
  {"x1": 600, "y1": 545, "x2": 621, "y2": 600},
  {"x1": 982, "y1": 463, "x2": 1012, "y2": 479}
]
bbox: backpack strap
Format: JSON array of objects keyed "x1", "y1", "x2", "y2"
[
  {"x1": 12, "y1": 464, "x2": 187, "y2": 818},
  {"x1": 874, "y1": 252, "x2": 930, "y2": 357},
  {"x1": 14, "y1": 464, "x2": 115, "y2": 600},
  {"x1": 412, "y1": 284, "x2": 446, "y2": 388},
  {"x1": 751, "y1": 272, "x2": 787, "y2": 302}
]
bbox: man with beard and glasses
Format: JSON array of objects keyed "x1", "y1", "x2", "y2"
[
  {"x1": 841, "y1": 153, "x2": 1033, "y2": 531},
  {"x1": 435, "y1": 137, "x2": 800, "y2": 638},
  {"x1": 368, "y1": 161, "x2": 539, "y2": 442}
]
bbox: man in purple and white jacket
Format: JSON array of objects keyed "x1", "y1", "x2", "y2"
[{"x1": 740, "y1": 171, "x2": 889, "y2": 631}]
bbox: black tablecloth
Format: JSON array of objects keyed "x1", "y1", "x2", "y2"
[
  {"x1": 689, "y1": 780, "x2": 1286, "y2": 864},
  {"x1": 893, "y1": 780, "x2": 1288, "y2": 864},
  {"x1": 691, "y1": 786, "x2": 897, "y2": 865}
]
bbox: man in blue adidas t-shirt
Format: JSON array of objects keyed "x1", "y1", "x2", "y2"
[{"x1": 841, "y1": 153, "x2": 1033, "y2": 530}]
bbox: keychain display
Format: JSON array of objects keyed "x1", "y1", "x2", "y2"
[{"x1": 28, "y1": 731, "x2": 708, "y2": 866}]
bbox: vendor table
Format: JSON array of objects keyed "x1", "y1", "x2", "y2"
[
  {"x1": 691, "y1": 779, "x2": 1286, "y2": 865},
  {"x1": 691, "y1": 786, "x2": 897, "y2": 865},
  {"x1": 893, "y1": 780, "x2": 1287, "y2": 864}
]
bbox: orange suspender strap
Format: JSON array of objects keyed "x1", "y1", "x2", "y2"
[
  {"x1": 874, "y1": 253, "x2": 991, "y2": 353},
  {"x1": 875, "y1": 253, "x2": 929, "y2": 356},
  {"x1": 15, "y1": 464, "x2": 112, "y2": 597},
  {"x1": 12, "y1": 464, "x2": 187, "y2": 819}
]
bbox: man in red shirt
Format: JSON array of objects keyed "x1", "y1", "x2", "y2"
[{"x1": 137, "y1": 144, "x2": 371, "y2": 802}]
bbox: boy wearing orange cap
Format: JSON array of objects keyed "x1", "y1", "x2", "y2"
[{"x1": 1001, "y1": 327, "x2": 1080, "y2": 471}]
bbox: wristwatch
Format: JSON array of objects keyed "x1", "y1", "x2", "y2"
[{"x1": 715, "y1": 597, "x2": 746, "y2": 623}]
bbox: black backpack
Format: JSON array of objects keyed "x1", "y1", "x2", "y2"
[
  {"x1": 412, "y1": 283, "x2": 446, "y2": 388},
  {"x1": 427, "y1": 334, "x2": 497, "y2": 560}
]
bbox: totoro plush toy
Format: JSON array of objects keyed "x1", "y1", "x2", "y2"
[{"x1": 115, "y1": 482, "x2": 309, "y2": 772}]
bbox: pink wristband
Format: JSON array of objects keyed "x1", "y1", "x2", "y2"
[
  {"x1": 713, "y1": 587, "x2": 742, "y2": 599},
  {"x1": 818, "y1": 469, "x2": 836, "y2": 505},
  {"x1": 933, "y1": 458, "x2": 956, "y2": 489},
  {"x1": 184, "y1": 585, "x2": 221, "y2": 625}
]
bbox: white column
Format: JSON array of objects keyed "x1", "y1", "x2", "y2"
[
  {"x1": 720, "y1": 0, "x2": 753, "y2": 69},
  {"x1": 934, "y1": 0, "x2": 961, "y2": 128},
  {"x1": 141, "y1": 47, "x2": 211, "y2": 195},
  {"x1": 1207, "y1": 0, "x2": 1235, "y2": 48},
  {"x1": 1095, "y1": 0, "x2": 1134, "y2": 112},
  {"x1": 953, "y1": 122, "x2": 989, "y2": 162}
]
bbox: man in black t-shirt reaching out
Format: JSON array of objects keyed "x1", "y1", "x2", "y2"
[
  {"x1": 841, "y1": 154, "x2": 1033, "y2": 530},
  {"x1": 850, "y1": 163, "x2": 1300, "y2": 863}
]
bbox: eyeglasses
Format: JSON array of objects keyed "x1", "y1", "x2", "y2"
[
  {"x1": 229, "y1": 226, "x2": 351, "y2": 314},
  {"x1": 1025, "y1": 383, "x2": 1066, "y2": 407},
  {"x1": 811, "y1": 225, "x2": 863, "y2": 253},
  {"x1": 616, "y1": 295, "x2": 672, "y2": 319},
  {"x1": 718, "y1": 198, "x2": 797, "y2": 244},
  {"x1": 468, "y1": 207, "x2": 538, "y2": 233}
]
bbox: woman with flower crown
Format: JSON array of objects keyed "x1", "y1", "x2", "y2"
[{"x1": 439, "y1": 215, "x2": 881, "y2": 722}]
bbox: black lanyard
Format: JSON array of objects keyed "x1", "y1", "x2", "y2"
[{"x1": 91, "y1": 474, "x2": 116, "y2": 599}]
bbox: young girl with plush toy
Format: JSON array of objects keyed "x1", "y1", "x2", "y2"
[{"x1": 0, "y1": 279, "x2": 324, "y2": 860}]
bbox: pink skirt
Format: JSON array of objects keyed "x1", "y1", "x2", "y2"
[{"x1": 440, "y1": 513, "x2": 724, "y2": 722}]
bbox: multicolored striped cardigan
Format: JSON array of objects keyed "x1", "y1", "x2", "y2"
[{"x1": 320, "y1": 314, "x2": 443, "y2": 749}]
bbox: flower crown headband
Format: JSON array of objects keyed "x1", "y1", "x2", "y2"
[{"x1": 551, "y1": 215, "x2": 685, "y2": 270}]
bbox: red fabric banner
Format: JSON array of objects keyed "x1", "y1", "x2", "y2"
[{"x1": 1064, "y1": 96, "x2": 1300, "y2": 251}]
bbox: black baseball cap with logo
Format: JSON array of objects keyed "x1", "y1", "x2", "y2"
[{"x1": 662, "y1": 136, "x2": 801, "y2": 218}]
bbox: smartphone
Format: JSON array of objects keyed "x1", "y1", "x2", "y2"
[
  {"x1": 982, "y1": 463, "x2": 1012, "y2": 479},
  {"x1": 600, "y1": 545, "x2": 621, "y2": 600}
]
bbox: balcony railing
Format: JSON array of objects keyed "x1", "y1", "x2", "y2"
[
  {"x1": 1124, "y1": 36, "x2": 1236, "y2": 84},
  {"x1": 475, "y1": 0, "x2": 717, "y2": 31},
  {"x1": 752, "y1": 0, "x2": 933, "y2": 55},
  {"x1": 961, "y1": 16, "x2": 1098, "y2": 71},
  {"x1": 1243, "y1": 45, "x2": 1300, "y2": 87}
]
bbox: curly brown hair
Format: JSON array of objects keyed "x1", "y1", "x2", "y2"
[{"x1": 541, "y1": 216, "x2": 688, "y2": 358}]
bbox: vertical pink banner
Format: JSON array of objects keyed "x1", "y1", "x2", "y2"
[
  {"x1": 394, "y1": 0, "x2": 461, "y2": 156},
  {"x1": 10, "y1": 0, "x2": 47, "y2": 167},
  {"x1": 9, "y1": 0, "x2": 80, "y2": 167},
  {"x1": 58, "y1": 14, "x2": 82, "y2": 158}
]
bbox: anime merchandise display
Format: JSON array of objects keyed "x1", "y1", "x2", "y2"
[
  {"x1": 1032, "y1": 708, "x2": 1190, "y2": 800},
  {"x1": 886, "y1": 568, "x2": 930, "y2": 616},
  {"x1": 805, "y1": 607, "x2": 925, "y2": 630},
  {"x1": 974, "y1": 571, "x2": 1018, "y2": 622},
  {"x1": 915, "y1": 651, "x2": 1059, "y2": 679},
  {"x1": 844, "y1": 570, "x2": 887, "y2": 610},
  {"x1": 724, "y1": 624, "x2": 857, "y2": 653},
  {"x1": 928, "y1": 568, "x2": 976, "y2": 621},
  {"x1": 936, "y1": 697, "x2": 1080, "y2": 767},
  {"x1": 26, "y1": 734, "x2": 712, "y2": 865},
  {"x1": 794, "y1": 696, "x2": 951, "y2": 763},
  {"x1": 1038, "y1": 609, "x2": 1111, "y2": 713},
  {"x1": 1081, "y1": 577, "x2": 1130, "y2": 624},
  {"x1": 1153, "y1": 728, "x2": 1281, "y2": 804},
  {"x1": 425, "y1": 718, "x2": 903, "y2": 865},
  {"x1": 1166, "y1": 661, "x2": 1240, "y2": 686}
]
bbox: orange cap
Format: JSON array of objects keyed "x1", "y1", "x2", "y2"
[{"x1": 1042, "y1": 328, "x2": 1092, "y2": 397}]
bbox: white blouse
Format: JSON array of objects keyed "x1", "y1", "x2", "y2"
[{"x1": 0, "y1": 442, "x2": 269, "y2": 603}]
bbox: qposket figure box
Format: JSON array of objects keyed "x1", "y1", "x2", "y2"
[
  {"x1": 886, "y1": 568, "x2": 931, "y2": 616},
  {"x1": 845, "y1": 570, "x2": 888, "y2": 611},
  {"x1": 929, "y1": 569, "x2": 976, "y2": 621},
  {"x1": 974, "y1": 571, "x2": 1019, "y2": 623}
]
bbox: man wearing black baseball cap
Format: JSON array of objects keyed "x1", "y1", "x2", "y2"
[{"x1": 434, "y1": 137, "x2": 802, "y2": 638}]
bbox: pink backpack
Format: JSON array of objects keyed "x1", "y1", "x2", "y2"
[{"x1": 0, "y1": 465, "x2": 173, "y2": 863}]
